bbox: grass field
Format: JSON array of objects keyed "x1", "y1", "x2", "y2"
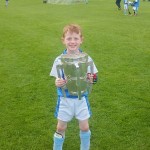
[{"x1": 0, "y1": 0, "x2": 150, "y2": 150}]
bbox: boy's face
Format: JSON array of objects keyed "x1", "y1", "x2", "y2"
[{"x1": 62, "y1": 31, "x2": 83, "y2": 54}]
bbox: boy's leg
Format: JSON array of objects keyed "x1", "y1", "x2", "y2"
[
  {"x1": 79, "y1": 119, "x2": 91, "y2": 150},
  {"x1": 53, "y1": 132, "x2": 64, "y2": 150},
  {"x1": 80, "y1": 130, "x2": 91, "y2": 150},
  {"x1": 53, "y1": 120, "x2": 67, "y2": 150}
]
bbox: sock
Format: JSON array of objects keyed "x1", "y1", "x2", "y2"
[
  {"x1": 53, "y1": 132, "x2": 64, "y2": 150},
  {"x1": 80, "y1": 130, "x2": 91, "y2": 150}
]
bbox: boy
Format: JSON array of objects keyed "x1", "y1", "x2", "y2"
[{"x1": 50, "y1": 24, "x2": 98, "y2": 150}]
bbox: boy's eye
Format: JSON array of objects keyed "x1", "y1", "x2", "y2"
[
  {"x1": 74, "y1": 37, "x2": 79, "y2": 41},
  {"x1": 66, "y1": 37, "x2": 79, "y2": 41},
  {"x1": 66, "y1": 37, "x2": 72, "y2": 41}
]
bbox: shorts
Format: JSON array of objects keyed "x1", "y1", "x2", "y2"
[{"x1": 55, "y1": 96, "x2": 91, "y2": 122}]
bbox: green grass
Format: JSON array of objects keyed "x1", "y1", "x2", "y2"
[{"x1": 0, "y1": 0, "x2": 150, "y2": 149}]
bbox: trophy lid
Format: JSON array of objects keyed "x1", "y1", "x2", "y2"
[{"x1": 61, "y1": 52, "x2": 88, "y2": 60}]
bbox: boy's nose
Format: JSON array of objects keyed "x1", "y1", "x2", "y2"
[{"x1": 70, "y1": 39, "x2": 75, "y2": 42}]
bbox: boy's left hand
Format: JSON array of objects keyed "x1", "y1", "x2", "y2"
[
  {"x1": 87, "y1": 73, "x2": 94, "y2": 84},
  {"x1": 87, "y1": 73, "x2": 97, "y2": 84}
]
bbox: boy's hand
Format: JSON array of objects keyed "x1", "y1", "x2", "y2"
[
  {"x1": 55, "y1": 78, "x2": 66, "y2": 87},
  {"x1": 87, "y1": 73, "x2": 98, "y2": 84},
  {"x1": 87, "y1": 73, "x2": 94, "y2": 84}
]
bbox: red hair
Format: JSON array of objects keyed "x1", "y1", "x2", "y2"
[{"x1": 62, "y1": 24, "x2": 83, "y2": 39}]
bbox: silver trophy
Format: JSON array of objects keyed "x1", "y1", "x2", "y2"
[{"x1": 56, "y1": 52, "x2": 94, "y2": 100}]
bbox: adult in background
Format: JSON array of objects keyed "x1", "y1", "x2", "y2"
[
  {"x1": 6, "y1": 0, "x2": 9, "y2": 7},
  {"x1": 116, "y1": 0, "x2": 122, "y2": 10}
]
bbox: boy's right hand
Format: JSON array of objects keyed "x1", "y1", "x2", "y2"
[{"x1": 55, "y1": 78, "x2": 66, "y2": 87}]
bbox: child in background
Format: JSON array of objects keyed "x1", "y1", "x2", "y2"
[
  {"x1": 124, "y1": 0, "x2": 129, "y2": 15},
  {"x1": 128, "y1": 0, "x2": 140, "y2": 15},
  {"x1": 132, "y1": 0, "x2": 140, "y2": 15},
  {"x1": 50, "y1": 24, "x2": 98, "y2": 150}
]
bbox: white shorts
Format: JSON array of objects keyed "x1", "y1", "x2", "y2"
[{"x1": 56, "y1": 96, "x2": 91, "y2": 122}]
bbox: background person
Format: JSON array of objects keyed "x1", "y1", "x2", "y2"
[
  {"x1": 132, "y1": 0, "x2": 140, "y2": 15},
  {"x1": 6, "y1": 0, "x2": 9, "y2": 7},
  {"x1": 116, "y1": 0, "x2": 122, "y2": 10},
  {"x1": 124, "y1": 0, "x2": 129, "y2": 15}
]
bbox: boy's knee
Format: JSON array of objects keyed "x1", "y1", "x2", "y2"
[
  {"x1": 57, "y1": 124, "x2": 67, "y2": 132},
  {"x1": 57, "y1": 127, "x2": 66, "y2": 133},
  {"x1": 80, "y1": 125, "x2": 89, "y2": 131},
  {"x1": 79, "y1": 119, "x2": 89, "y2": 131}
]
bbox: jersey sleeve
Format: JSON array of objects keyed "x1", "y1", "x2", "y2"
[
  {"x1": 87, "y1": 56, "x2": 98, "y2": 74},
  {"x1": 50, "y1": 56, "x2": 62, "y2": 78}
]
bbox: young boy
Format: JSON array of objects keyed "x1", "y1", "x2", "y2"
[
  {"x1": 50, "y1": 24, "x2": 98, "y2": 150},
  {"x1": 132, "y1": 0, "x2": 140, "y2": 15}
]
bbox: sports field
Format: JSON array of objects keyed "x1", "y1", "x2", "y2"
[{"x1": 0, "y1": 0, "x2": 149, "y2": 149}]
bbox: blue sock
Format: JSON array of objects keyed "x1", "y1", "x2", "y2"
[
  {"x1": 80, "y1": 130, "x2": 91, "y2": 150},
  {"x1": 53, "y1": 132, "x2": 64, "y2": 150}
]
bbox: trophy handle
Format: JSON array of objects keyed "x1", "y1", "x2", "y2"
[
  {"x1": 87, "y1": 61, "x2": 94, "y2": 74},
  {"x1": 86, "y1": 61, "x2": 94, "y2": 94},
  {"x1": 56, "y1": 64, "x2": 63, "y2": 78},
  {"x1": 56, "y1": 64, "x2": 67, "y2": 97}
]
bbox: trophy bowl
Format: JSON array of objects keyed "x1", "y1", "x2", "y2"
[{"x1": 57, "y1": 52, "x2": 93, "y2": 99}]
